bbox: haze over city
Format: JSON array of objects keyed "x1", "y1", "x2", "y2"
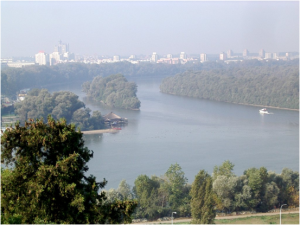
[{"x1": 1, "y1": 1, "x2": 299, "y2": 58}]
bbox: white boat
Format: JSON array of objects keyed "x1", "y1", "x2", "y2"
[{"x1": 259, "y1": 108, "x2": 269, "y2": 114}]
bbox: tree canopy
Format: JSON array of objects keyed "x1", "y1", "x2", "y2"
[
  {"x1": 1, "y1": 117, "x2": 137, "y2": 224},
  {"x1": 82, "y1": 74, "x2": 141, "y2": 110},
  {"x1": 160, "y1": 62, "x2": 299, "y2": 109},
  {"x1": 14, "y1": 89, "x2": 105, "y2": 131}
]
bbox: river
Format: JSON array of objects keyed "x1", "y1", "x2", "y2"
[{"x1": 48, "y1": 78, "x2": 299, "y2": 190}]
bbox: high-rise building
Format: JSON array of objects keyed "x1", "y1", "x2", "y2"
[
  {"x1": 167, "y1": 54, "x2": 173, "y2": 59},
  {"x1": 180, "y1": 52, "x2": 187, "y2": 60},
  {"x1": 227, "y1": 50, "x2": 233, "y2": 58},
  {"x1": 35, "y1": 51, "x2": 49, "y2": 65},
  {"x1": 243, "y1": 49, "x2": 249, "y2": 57},
  {"x1": 265, "y1": 52, "x2": 272, "y2": 59},
  {"x1": 151, "y1": 52, "x2": 158, "y2": 63},
  {"x1": 219, "y1": 52, "x2": 226, "y2": 60},
  {"x1": 49, "y1": 52, "x2": 61, "y2": 65},
  {"x1": 200, "y1": 53, "x2": 207, "y2": 62},
  {"x1": 54, "y1": 41, "x2": 69, "y2": 54},
  {"x1": 259, "y1": 49, "x2": 265, "y2": 58}
]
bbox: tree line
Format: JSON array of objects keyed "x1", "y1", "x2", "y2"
[
  {"x1": 82, "y1": 74, "x2": 141, "y2": 110},
  {"x1": 160, "y1": 62, "x2": 299, "y2": 109},
  {"x1": 14, "y1": 88, "x2": 105, "y2": 131},
  {"x1": 104, "y1": 161, "x2": 299, "y2": 222},
  {"x1": 2, "y1": 59, "x2": 298, "y2": 98}
]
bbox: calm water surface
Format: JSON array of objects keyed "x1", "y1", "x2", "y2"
[{"x1": 49, "y1": 79, "x2": 299, "y2": 189}]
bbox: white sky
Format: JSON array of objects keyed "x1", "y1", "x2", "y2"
[{"x1": 1, "y1": 1, "x2": 299, "y2": 57}]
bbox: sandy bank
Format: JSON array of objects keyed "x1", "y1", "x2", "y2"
[{"x1": 81, "y1": 129, "x2": 119, "y2": 134}]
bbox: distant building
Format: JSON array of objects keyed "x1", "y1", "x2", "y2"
[
  {"x1": 49, "y1": 52, "x2": 61, "y2": 65},
  {"x1": 151, "y1": 52, "x2": 158, "y2": 63},
  {"x1": 167, "y1": 54, "x2": 173, "y2": 59},
  {"x1": 1, "y1": 58, "x2": 12, "y2": 63},
  {"x1": 273, "y1": 53, "x2": 279, "y2": 60},
  {"x1": 265, "y1": 52, "x2": 272, "y2": 59},
  {"x1": 180, "y1": 52, "x2": 187, "y2": 60},
  {"x1": 200, "y1": 53, "x2": 207, "y2": 62},
  {"x1": 259, "y1": 49, "x2": 265, "y2": 58},
  {"x1": 35, "y1": 51, "x2": 49, "y2": 65},
  {"x1": 129, "y1": 55, "x2": 136, "y2": 60},
  {"x1": 243, "y1": 49, "x2": 249, "y2": 57},
  {"x1": 219, "y1": 52, "x2": 226, "y2": 61},
  {"x1": 54, "y1": 41, "x2": 69, "y2": 54},
  {"x1": 7, "y1": 62, "x2": 35, "y2": 68},
  {"x1": 227, "y1": 50, "x2": 233, "y2": 58},
  {"x1": 113, "y1": 55, "x2": 120, "y2": 61}
]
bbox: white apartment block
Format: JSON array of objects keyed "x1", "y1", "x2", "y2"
[
  {"x1": 219, "y1": 52, "x2": 226, "y2": 61},
  {"x1": 180, "y1": 52, "x2": 187, "y2": 60},
  {"x1": 151, "y1": 52, "x2": 158, "y2": 63},
  {"x1": 200, "y1": 53, "x2": 207, "y2": 62},
  {"x1": 265, "y1": 53, "x2": 273, "y2": 59},
  {"x1": 35, "y1": 51, "x2": 49, "y2": 65}
]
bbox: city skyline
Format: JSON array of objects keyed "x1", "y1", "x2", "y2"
[{"x1": 1, "y1": 1, "x2": 299, "y2": 57}]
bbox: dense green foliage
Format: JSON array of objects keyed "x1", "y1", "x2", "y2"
[
  {"x1": 82, "y1": 74, "x2": 141, "y2": 110},
  {"x1": 130, "y1": 163, "x2": 191, "y2": 220},
  {"x1": 104, "y1": 161, "x2": 299, "y2": 222},
  {"x1": 1, "y1": 117, "x2": 137, "y2": 223},
  {"x1": 160, "y1": 62, "x2": 299, "y2": 109},
  {"x1": 190, "y1": 170, "x2": 215, "y2": 224},
  {"x1": 14, "y1": 89, "x2": 105, "y2": 131}
]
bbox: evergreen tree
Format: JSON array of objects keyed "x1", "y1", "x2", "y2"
[{"x1": 190, "y1": 170, "x2": 215, "y2": 224}]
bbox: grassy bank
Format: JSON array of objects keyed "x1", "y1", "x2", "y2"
[{"x1": 172, "y1": 213, "x2": 299, "y2": 224}]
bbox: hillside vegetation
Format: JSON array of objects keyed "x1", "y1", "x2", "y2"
[
  {"x1": 160, "y1": 63, "x2": 299, "y2": 109},
  {"x1": 82, "y1": 74, "x2": 141, "y2": 110}
]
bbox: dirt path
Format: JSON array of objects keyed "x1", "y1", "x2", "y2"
[{"x1": 135, "y1": 210, "x2": 299, "y2": 224}]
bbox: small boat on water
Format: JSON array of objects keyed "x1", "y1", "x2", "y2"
[{"x1": 259, "y1": 108, "x2": 269, "y2": 114}]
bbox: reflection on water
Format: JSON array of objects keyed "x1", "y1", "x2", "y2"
[{"x1": 48, "y1": 79, "x2": 299, "y2": 189}]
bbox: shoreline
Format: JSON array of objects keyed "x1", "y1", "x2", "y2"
[
  {"x1": 81, "y1": 129, "x2": 119, "y2": 134},
  {"x1": 161, "y1": 92, "x2": 299, "y2": 111}
]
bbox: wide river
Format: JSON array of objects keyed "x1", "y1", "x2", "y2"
[{"x1": 48, "y1": 78, "x2": 299, "y2": 190}]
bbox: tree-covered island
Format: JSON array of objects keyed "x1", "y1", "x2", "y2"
[
  {"x1": 160, "y1": 63, "x2": 299, "y2": 110},
  {"x1": 82, "y1": 74, "x2": 141, "y2": 110}
]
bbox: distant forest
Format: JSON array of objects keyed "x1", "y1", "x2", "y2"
[
  {"x1": 82, "y1": 74, "x2": 141, "y2": 110},
  {"x1": 160, "y1": 62, "x2": 299, "y2": 109},
  {"x1": 2, "y1": 59, "x2": 298, "y2": 99}
]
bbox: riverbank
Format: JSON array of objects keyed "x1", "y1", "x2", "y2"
[
  {"x1": 134, "y1": 210, "x2": 299, "y2": 224},
  {"x1": 161, "y1": 92, "x2": 299, "y2": 111},
  {"x1": 81, "y1": 129, "x2": 119, "y2": 134}
]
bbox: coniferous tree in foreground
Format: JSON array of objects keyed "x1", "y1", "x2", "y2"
[
  {"x1": 190, "y1": 170, "x2": 215, "y2": 224},
  {"x1": 1, "y1": 116, "x2": 137, "y2": 224}
]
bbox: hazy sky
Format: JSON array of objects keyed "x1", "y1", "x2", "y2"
[{"x1": 1, "y1": 1, "x2": 299, "y2": 57}]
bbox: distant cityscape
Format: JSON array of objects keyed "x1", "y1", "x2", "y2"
[{"x1": 1, "y1": 41, "x2": 299, "y2": 68}]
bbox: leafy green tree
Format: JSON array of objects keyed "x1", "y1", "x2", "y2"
[
  {"x1": 133, "y1": 175, "x2": 160, "y2": 219},
  {"x1": 117, "y1": 180, "x2": 134, "y2": 200},
  {"x1": 163, "y1": 163, "x2": 189, "y2": 215},
  {"x1": 244, "y1": 167, "x2": 269, "y2": 212},
  {"x1": 82, "y1": 74, "x2": 141, "y2": 110},
  {"x1": 190, "y1": 170, "x2": 215, "y2": 224},
  {"x1": 1, "y1": 116, "x2": 137, "y2": 224},
  {"x1": 213, "y1": 160, "x2": 235, "y2": 180}
]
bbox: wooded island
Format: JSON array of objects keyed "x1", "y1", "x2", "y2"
[
  {"x1": 82, "y1": 74, "x2": 141, "y2": 110},
  {"x1": 160, "y1": 63, "x2": 299, "y2": 109}
]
